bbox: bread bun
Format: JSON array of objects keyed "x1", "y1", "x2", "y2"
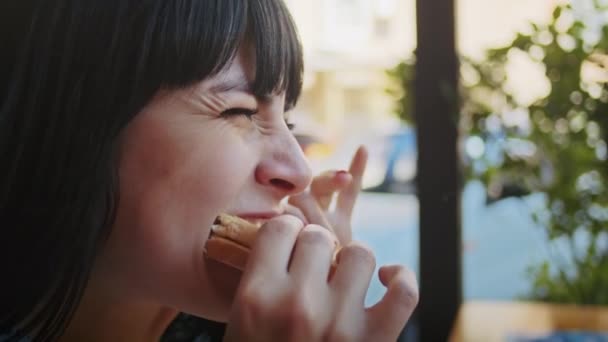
[
  {"x1": 204, "y1": 213, "x2": 340, "y2": 273},
  {"x1": 204, "y1": 213, "x2": 260, "y2": 271}
]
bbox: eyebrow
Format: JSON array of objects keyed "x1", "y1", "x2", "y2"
[{"x1": 208, "y1": 75, "x2": 293, "y2": 111}]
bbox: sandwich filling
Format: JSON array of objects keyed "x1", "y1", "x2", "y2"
[
  {"x1": 209, "y1": 213, "x2": 261, "y2": 248},
  {"x1": 204, "y1": 213, "x2": 262, "y2": 271},
  {"x1": 205, "y1": 213, "x2": 341, "y2": 273}
]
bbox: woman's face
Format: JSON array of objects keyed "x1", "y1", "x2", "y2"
[{"x1": 93, "y1": 48, "x2": 312, "y2": 321}]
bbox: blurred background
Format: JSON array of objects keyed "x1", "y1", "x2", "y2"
[{"x1": 283, "y1": 0, "x2": 608, "y2": 340}]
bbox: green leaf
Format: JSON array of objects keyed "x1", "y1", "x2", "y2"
[{"x1": 386, "y1": 0, "x2": 608, "y2": 305}]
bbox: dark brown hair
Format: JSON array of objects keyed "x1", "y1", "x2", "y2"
[{"x1": 0, "y1": 0, "x2": 303, "y2": 340}]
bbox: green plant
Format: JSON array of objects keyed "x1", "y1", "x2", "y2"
[{"x1": 388, "y1": 0, "x2": 608, "y2": 305}]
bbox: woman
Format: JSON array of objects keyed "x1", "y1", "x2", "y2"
[{"x1": 0, "y1": 0, "x2": 418, "y2": 341}]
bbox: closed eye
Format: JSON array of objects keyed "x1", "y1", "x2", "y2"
[
  {"x1": 220, "y1": 107, "x2": 258, "y2": 120},
  {"x1": 285, "y1": 120, "x2": 295, "y2": 131},
  {"x1": 284, "y1": 110, "x2": 295, "y2": 131},
  {"x1": 221, "y1": 107, "x2": 295, "y2": 130}
]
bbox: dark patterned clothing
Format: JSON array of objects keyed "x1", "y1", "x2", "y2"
[{"x1": 1, "y1": 314, "x2": 225, "y2": 342}]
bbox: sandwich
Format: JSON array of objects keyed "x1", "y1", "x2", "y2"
[
  {"x1": 204, "y1": 213, "x2": 340, "y2": 272},
  {"x1": 204, "y1": 213, "x2": 260, "y2": 271}
]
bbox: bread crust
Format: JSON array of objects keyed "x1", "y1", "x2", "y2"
[
  {"x1": 205, "y1": 235, "x2": 250, "y2": 271},
  {"x1": 211, "y1": 213, "x2": 259, "y2": 247},
  {"x1": 204, "y1": 214, "x2": 259, "y2": 271},
  {"x1": 204, "y1": 213, "x2": 341, "y2": 273}
]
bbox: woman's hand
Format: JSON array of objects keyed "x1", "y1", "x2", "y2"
[
  {"x1": 223, "y1": 215, "x2": 419, "y2": 342},
  {"x1": 288, "y1": 146, "x2": 368, "y2": 245}
]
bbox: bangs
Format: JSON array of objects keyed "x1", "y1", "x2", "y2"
[
  {"x1": 247, "y1": 0, "x2": 304, "y2": 108},
  {"x1": 150, "y1": 0, "x2": 303, "y2": 108},
  {"x1": 0, "y1": 1, "x2": 303, "y2": 339}
]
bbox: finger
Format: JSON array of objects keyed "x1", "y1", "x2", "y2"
[
  {"x1": 284, "y1": 204, "x2": 309, "y2": 224},
  {"x1": 310, "y1": 170, "x2": 352, "y2": 210},
  {"x1": 365, "y1": 265, "x2": 419, "y2": 338},
  {"x1": 288, "y1": 224, "x2": 338, "y2": 283},
  {"x1": 243, "y1": 215, "x2": 305, "y2": 279},
  {"x1": 330, "y1": 243, "x2": 376, "y2": 307},
  {"x1": 335, "y1": 146, "x2": 368, "y2": 218},
  {"x1": 288, "y1": 193, "x2": 332, "y2": 230}
]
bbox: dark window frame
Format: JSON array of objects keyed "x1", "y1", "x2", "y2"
[{"x1": 413, "y1": 0, "x2": 462, "y2": 340}]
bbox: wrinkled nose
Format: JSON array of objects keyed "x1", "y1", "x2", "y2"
[{"x1": 254, "y1": 133, "x2": 312, "y2": 197}]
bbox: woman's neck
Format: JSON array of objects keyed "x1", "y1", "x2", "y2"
[{"x1": 60, "y1": 288, "x2": 179, "y2": 342}]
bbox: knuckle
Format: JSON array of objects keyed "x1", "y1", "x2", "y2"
[
  {"x1": 234, "y1": 287, "x2": 268, "y2": 322},
  {"x1": 281, "y1": 294, "x2": 316, "y2": 332},
  {"x1": 236, "y1": 285, "x2": 264, "y2": 309},
  {"x1": 259, "y1": 215, "x2": 303, "y2": 236},
  {"x1": 392, "y1": 273, "x2": 420, "y2": 306},
  {"x1": 325, "y1": 326, "x2": 357, "y2": 342},
  {"x1": 299, "y1": 225, "x2": 336, "y2": 247},
  {"x1": 288, "y1": 192, "x2": 306, "y2": 206},
  {"x1": 341, "y1": 243, "x2": 376, "y2": 268},
  {"x1": 257, "y1": 223, "x2": 284, "y2": 238}
]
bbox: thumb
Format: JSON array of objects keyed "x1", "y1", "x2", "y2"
[
  {"x1": 365, "y1": 265, "x2": 419, "y2": 338},
  {"x1": 379, "y1": 264, "x2": 403, "y2": 286}
]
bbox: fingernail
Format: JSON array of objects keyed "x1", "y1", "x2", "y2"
[{"x1": 336, "y1": 170, "x2": 349, "y2": 176}]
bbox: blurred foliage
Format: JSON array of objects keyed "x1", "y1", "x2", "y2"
[
  {"x1": 388, "y1": 0, "x2": 608, "y2": 305},
  {"x1": 386, "y1": 57, "x2": 415, "y2": 124}
]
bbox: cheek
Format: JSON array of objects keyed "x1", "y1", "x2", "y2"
[
  {"x1": 99, "y1": 116, "x2": 258, "y2": 301},
  {"x1": 119, "y1": 117, "x2": 254, "y2": 227}
]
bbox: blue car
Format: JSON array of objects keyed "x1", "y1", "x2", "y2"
[{"x1": 364, "y1": 127, "x2": 417, "y2": 194}]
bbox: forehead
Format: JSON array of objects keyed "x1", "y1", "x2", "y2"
[{"x1": 207, "y1": 47, "x2": 256, "y2": 93}]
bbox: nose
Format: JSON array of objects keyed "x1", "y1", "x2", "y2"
[{"x1": 255, "y1": 132, "x2": 312, "y2": 197}]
